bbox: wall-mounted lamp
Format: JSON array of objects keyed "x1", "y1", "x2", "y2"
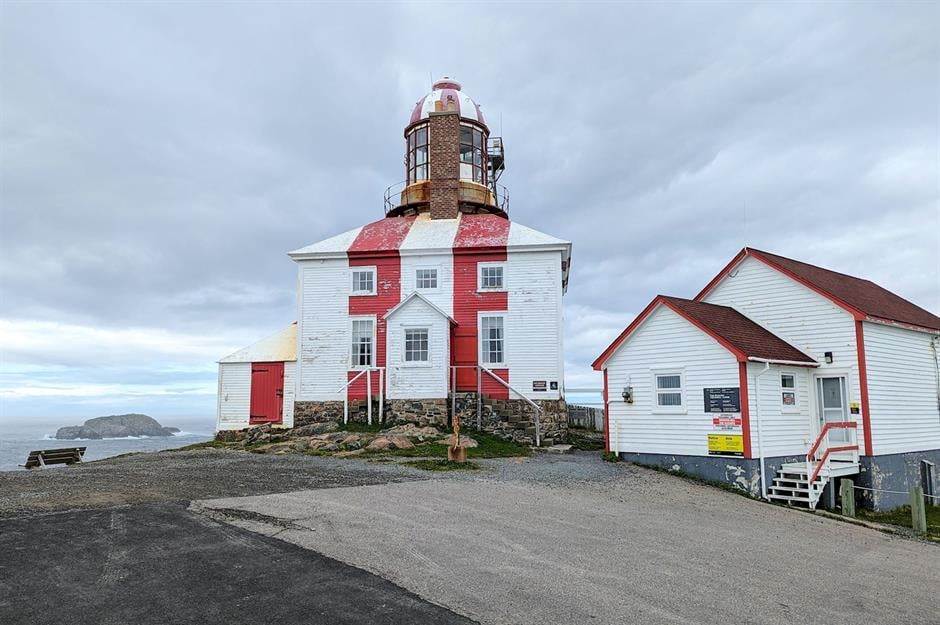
[
  {"x1": 622, "y1": 386, "x2": 634, "y2": 403},
  {"x1": 824, "y1": 351, "x2": 833, "y2": 364}
]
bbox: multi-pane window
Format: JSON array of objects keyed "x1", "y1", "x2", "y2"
[
  {"x1": 351, "y1": 269, "x2": 375, "y2": 295},
  {"x1": 407, "y1": 125, "x2": 429, "y2": 183},
  {"x1": 404, "y1": 328, "x2": 429, "y2": 362},
  {"x1": 480, "y1": 316, "x2": 504, "y2": 365},
  {"x1": 351, "y1": 319, "x2": 374, "y2": 367},
  {"x1": 655, "y1": 373, "x2": 683, "y2": 408},
  {"x1": 459, "y1": 124, "x2": 486, "y2": 184},
  {"x1": 479, "y1": 265, "x2": 504, "y2": 290},
  {"x1": 781, "y1": 373, "x2": 797, "y2": 408},
  {"x1": 416, "y1": 268, "x2": 438, "y2": 289}
]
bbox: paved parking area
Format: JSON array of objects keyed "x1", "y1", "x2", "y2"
[{"x1": 196, "y1": 454, "x2": 940, "y2": 625}]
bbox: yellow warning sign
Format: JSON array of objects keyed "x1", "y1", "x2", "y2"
[{"x1": 707, "y1": 433, "x2": 744, "y2": 456}]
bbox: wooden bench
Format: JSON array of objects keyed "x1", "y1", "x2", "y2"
[{"x1": 23, "y1": 447, "x2": 86, "y2": 469}]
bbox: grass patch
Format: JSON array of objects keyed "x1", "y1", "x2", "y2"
[
  {"x1": 858, "y1": 504, "x2": 940, "y2": 539},
  {"x1": 568, "y1": 431, "x2": 604, "y2": 451},
  {"x1": 602, "y1": 451, "x2": 620, "y2": 462},
  {"x1": 404, "y1": 459, "x2": 481, "y2": 472},
  {"x1": 387, "y1": 430, "x2": 531, "y2": 459},
  {"x1": 171, "y1": 440, "x2": 234, "y2": 452}
]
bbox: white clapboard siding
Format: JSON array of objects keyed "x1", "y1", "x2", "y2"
[
  {"x1": 217, "y1": 362, "x2": 251, "y2": 430},
  {"x1": 605, "y1": 305, "x2": 739, "y2": 456},
  {"x1": 297, "y1": 258, "x2": 349, "y2": 401},
  {"x1": 745, "y1": 363, "x2": 813, "y2": 457},
  {"x1": 506, "y1": 250, "x2": 564, "y2": 400},
  {"x1": 385, "y1": 297, "x2": 449, "y2": 399},
  {"x1": 703, "y1": 255, "x2": 865, "y2": 447},
  {"x1": 282, "y1": 361, "x2": 296, "y2": 428},
  {"x1": 400, "y1": 252, "x2": 454, "y2": 317},
  {"x1": 864, "y1": 322, "x2": 940, "y2": 454}
]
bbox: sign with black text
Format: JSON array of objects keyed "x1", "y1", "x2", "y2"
[{"x1": 703, "y1": 387, "x2": 741, "y2": 413}]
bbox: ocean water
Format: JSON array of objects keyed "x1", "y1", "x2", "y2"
[{"x1": 0, "y1": 416, "x2": 215, "y2": 472}]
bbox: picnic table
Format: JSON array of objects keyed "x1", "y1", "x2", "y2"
[{"x1": 23, "y1": 447, "x2": 86, "y2": 469}]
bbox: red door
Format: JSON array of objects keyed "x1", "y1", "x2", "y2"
[{"x1": 249, "y1": 362, "x2": 284, "y2": 424}]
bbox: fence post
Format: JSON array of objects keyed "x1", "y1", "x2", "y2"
[
  {"x1": 911, "y1": 486, "x2": 927, "y2": 535},
  {"x1": 840, "y1": 479, "x2": 855, "y2": 518}
]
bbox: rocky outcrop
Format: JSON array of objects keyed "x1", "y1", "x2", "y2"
[{"x1": 55, "y1": 414, "x2": 178, "y2": 440}]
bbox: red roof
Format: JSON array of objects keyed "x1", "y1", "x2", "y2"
[
  {"x1": 697, "y1": 248, "x2": 940, "y2": 332},
  {"x1": 593, "y1": 295, "x2": 816, "y2": 370}
]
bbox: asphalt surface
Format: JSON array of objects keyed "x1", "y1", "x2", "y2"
[
  {"x1": 196, "y1": 454, "x2": 940, "y2": 625},
  {"x1": 0, "y1": 502, "x2": 476, "y2": 625}
]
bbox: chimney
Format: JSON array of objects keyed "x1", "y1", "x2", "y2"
[{"x1": 427, "y1": 111, "x2": 460, "y2": 219}]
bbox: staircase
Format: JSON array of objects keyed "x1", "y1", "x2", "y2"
[{"x1": 766, "y1": 422, "x2": 860, "y2": 510}]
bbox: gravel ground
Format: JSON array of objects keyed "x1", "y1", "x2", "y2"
[
  {"x1": 0, "y1": 448, "x2": 423, "y2": 518},
  {"x1": 197, "y1": 453, "x2": 940, "y2": 625}
]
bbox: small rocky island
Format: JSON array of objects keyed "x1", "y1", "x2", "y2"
[{"x1": 55, "y1": 413, "x2": 180, "y2": 440}]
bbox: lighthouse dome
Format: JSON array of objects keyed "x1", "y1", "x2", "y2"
[{"x1": 409, "y1": 77, "x2": 486, "y2": 127}]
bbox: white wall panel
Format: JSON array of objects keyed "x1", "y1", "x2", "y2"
[
  {"x1": 605, "y1": 306, "x2": 739, "y2": 456},
  {"x1": 506, "y1": 250, "x2": 564, "y2": 400},
  {"x1": 745, "y1": 363, "x2": 813, "y2": 457},
  {"x1": 400, "y1": 252, "x2": 454, "y2": 317},
  {"x1": 296, "y1": 258, "x2": 350, "y2": 401},
  {"x1": 864, "y1": 322, "x2": 940, "y2": 454},
  {"x1": 217, "y1": 362, "x2": 251, "y2": 430},
  {"x1": 282, "y1": 361, "x2": 296, "y2": 428}
]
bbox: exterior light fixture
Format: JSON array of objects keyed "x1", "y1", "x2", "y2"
[
  {"x1": 824, "y1": 351, "x2": 833, "y2": 364},
  {"x1": 622, "y1": 386, "x2": 634, "y2": 403}
]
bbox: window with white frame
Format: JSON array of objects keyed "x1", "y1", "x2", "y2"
[
  {"x1": 404, "y1": 328, "x2": 429, "y2": 362},
  {"x1": 654, "y1": 372, "x2": 683, "y2": 408},
  {"x1": 781, "y1": 373, "x2": 797, "y2": 408},
  {"x1": 479, "y1": 264, "x2": 504, "y2": 290},
  {"x1": 480, "y1": 315, "x2": 505, "y2": 365},
  {"x1": 351, "y1": 269, "x2": 375, "y2": 295},
  {"x1": 415, "y1": 268, "x2": 438, "y2": 290},
  {"x1": 350, "y1": 319, "x2": 374, "y2": 367}
]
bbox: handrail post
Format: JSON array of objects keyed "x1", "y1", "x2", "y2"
[
  {"x1": 534, "y1": 403, "x2": 541, "y2": 447},
  {"x1": 378, "y1": 368, "x2": 384, "y2": 424},
  {"x1": 476, "y1": 366, "x2": 482, "y2": 430},
  {"x1": 450, "y1": 366, "x2": 457, "y2": 424},
  {"x1": 366, "y1": 368, "x2": 372, "y2": 425},
  {"x1": 343, "y1": 379, "x2": 349, "y2": 425}
]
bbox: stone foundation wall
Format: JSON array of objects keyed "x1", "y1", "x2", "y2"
[
  {"x1": 293, "y1": 398, "x2": 448, "y2": 427},
  {"x1": 383, "y1": 399, "x2": 449, "y2": 427},
  {"x1": 453, "y1": 393, "x2": 568, "y2": 445},
  {"x1": 292, "y1": 401, "x2": 346, "y2": 427}
]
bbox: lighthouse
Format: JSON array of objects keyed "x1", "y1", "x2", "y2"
[{"x1": 216, "y1": 78, "x2": 572, "y2": 445}]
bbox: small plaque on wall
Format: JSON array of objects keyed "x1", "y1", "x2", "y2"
[
  {"x1": 703, "y1": 387, "x2": 741, "y2": 413},
  {"x1": 532, "y1": 380, "x2": 547, "y2": 392}
]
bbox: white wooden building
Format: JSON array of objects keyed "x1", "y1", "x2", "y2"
[{"x1": 594, "y1": 248, "x2": 940, "y2": 510}]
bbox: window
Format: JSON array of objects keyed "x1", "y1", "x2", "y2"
[
  {"x1": 404, "y1": 328, "x2": 429, "y2": 362},
  {"x1": 407, "y1": 125, "x2": 429, "y2": 183},
  {"x1": 655, "y1": 373, "x2": 683, "y2": 408},
  {"x1": 459, "y1": 124, "x2": 486, "y2": 184},
  {"x1": 416, "y1": 268, "x2": 438, "y2": 290},
  {"x1": 351, "y1": 319, "x2": 374, "y2": 367},
  {"x1": 479, "y1": 264, "x2": 504, "y2": 291},
  {"x1": 351, "y1": 269, "x2": 375, "y2": 295},
  {"x1": 480, "y1": 315, "x2": 504, "y2": 365},
  {"x1": 781, "y1": 373, "x2": 797, "y2": 408}
]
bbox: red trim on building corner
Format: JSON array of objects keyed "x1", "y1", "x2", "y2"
[
  {"x1": 738, "y1": 362, "x2": 753, "y2": 459},
  {"x1": 855, "y1": 320, "x2": 874, "y2": 456},
  {"x1": 603, "y1": 368, "x2": 610, "y2": 453}
]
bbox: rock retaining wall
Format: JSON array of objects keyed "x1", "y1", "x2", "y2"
[{"x1": 453, "y1": 393, "x2": 568, "y2": 445}]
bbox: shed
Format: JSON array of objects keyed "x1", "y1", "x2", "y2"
[{"x1": 217, "y1": 323, "x2": 297, "y2": 431}]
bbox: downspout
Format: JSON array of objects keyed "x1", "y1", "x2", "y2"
[
  {"x1": 753, "y1": 362, "x2": 773, "y2": 500},
  {"x1": 931, "y1": 336, "x2": 940, "y2": 418}
]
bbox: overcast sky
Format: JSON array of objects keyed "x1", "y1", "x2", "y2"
[{"x1": 1, "y1": 2, "x2": 938, "y2": 420}]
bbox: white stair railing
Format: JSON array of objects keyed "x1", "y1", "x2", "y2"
[
  {"x1": 335, "y1": 367, "x2": 385, "y2": 425},
  {"x1": 804, "y1": 422, "x2": 859, "y2": 508},
  {"x1": 448, "y1": 365, "x2": 546, "y2": 447}
]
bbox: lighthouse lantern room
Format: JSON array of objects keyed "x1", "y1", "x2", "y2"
[{"x1": 217, "y1": 78, "x2": 571, "y2": 446}]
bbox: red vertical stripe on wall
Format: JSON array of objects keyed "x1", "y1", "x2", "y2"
[
  {"x1": 603, "y1": 368, "x2": 610, "y2": 453},
  {"x1": 855, "y1": 320, "x2": 874, "y2": 456},
  {"x1": 738, "y1": 361, "x2": 753, "y2": 459},
  {"x1": 346, "y1": 217, "x2": 416, "y2": 401},
  {"x1": 453, "y1": 215, "x2": 510, "y2": 397}
]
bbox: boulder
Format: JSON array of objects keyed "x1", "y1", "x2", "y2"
[
  {"x1": 55, "y1": 414, "x2": 178, "y2": 440},
  {"x1": 387, "y1": 436, "x2": 415, "y2": 450},
  {"x1": 290, "y1": 422, "x2": 338, "y2": 437},
  {"x1": 382, "y1": 424, "x2": 442, "y2": 439},
  {"x1": 365, "y1": 437, "x2": 393, "y2": 451}
]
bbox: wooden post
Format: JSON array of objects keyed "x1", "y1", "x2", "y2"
[
  {"x1": 840, "y1": 479, "x2": 855, "y2": 518},
  {"x1": 911, "y1": 486, "x2": 927, "y2": 535}
]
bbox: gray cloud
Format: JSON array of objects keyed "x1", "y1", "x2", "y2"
[{"x1": 1, "y1": 2, "x2": 937, "y2": 416}]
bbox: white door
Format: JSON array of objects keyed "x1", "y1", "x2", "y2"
[{"x1": 815, "y1": 376, "x2": 849, "y2": 443}]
